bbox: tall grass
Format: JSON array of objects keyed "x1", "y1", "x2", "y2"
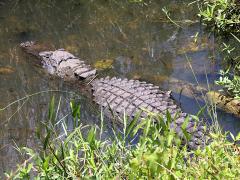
[{"x1": 6, "y1": 97, "x2": 240, "y2": 179}]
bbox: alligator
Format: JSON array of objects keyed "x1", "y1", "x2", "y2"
[{"x1": 20, "y1": 41, "x2": 209, "y2": 149}]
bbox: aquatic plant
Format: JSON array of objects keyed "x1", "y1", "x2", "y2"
[{"x1": 6, "y1": 98, "x2": 240, "y2": 179}]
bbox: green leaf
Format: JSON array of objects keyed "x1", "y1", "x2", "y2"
[
  {"x1": 126, "y1": 111, "x2": 141, "y2": 138},
  {"x1": 235, "y1": 132, "x2": 240, "y2": 141},
  {"x1": 35, "y1": 126, "x2": 41, "y2": 140},
  {"x1": 181, "y1": 116, "x2": 191, "y2": 141},
  {"x1": 43, "y1": 157, "x2": 49, "y2": 171},
  {"x1": 166, "y1": 110, "x2": 172, "y2": 125},
  {"x1": 43, "y1": 131, "x2": 51, "y2": 150},
  {"x1": 132, "y1": 119, "x2": 146, "y2": 135},
  {"x1": 87, "y1": 127, "x2": 96, "y2": 146},
  {"x1": 230, "y1": 132, "x2": 235, "y2": 141},
  {"x1": 22, "y1": 147, "x2": 35, "y2": 157},
  {"x1": 167, "y1": 133, "x2": 174, "y2": 147},
  {"x1": 196, "y1": 105, "x2": 206, "y2": 118},
  {"x1": 71, "y1": 102, "x2": 81, "y2": 119},
  {"x1": 48, "y1": 96, "x2": 55, "y2": 124}
]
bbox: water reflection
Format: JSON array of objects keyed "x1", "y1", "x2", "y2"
[{"x1": 0, "y1": 0, "x2": 239, "y2": 176}]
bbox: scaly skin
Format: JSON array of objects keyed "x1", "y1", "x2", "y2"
[{"x1": 20, "y1": 41, "x2": 209, "y2": 149}]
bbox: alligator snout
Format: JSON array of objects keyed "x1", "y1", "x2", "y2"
[{"x1": 20, "y1": 41, "x2": 35, "y2": 48}]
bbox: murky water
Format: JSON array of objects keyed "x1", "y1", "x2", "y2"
[{"x1": 0, "y1": 0, "x2": 239, "y2": 176}]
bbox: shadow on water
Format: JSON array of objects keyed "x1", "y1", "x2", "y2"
[{"x1": 0, "y1": 0, "x2": 239, "y2": 176}]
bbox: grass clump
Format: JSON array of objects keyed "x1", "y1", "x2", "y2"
[{"x1": 6, "y1": 99, "x2": 240, "y2": 179}]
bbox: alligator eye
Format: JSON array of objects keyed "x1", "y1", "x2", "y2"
[{"x1": 20, "y1": 42, "x2": 25, "y2": 47}]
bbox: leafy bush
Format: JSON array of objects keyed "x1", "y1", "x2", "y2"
[
  {"x1": 216, "y1": 69, "x2": 240, "y2": 99},
  {"x1": 214, "y1": 34, "x2": 240, "y2": 98},
  {"x1": 198, "y1": 1, "x2": 240, "y2": 98},
  {"x1": 199, "y1": 0, "x2": 240, "y2": 33},
  {"x1": 6, "y1": 100, "x2": 240, "y2": 179}
]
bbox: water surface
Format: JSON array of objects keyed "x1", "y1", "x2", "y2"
[{"x1": 0, "y1": 0, "x2": 239, "y2": 176}]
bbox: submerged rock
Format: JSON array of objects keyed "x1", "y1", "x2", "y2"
[{"x1": 206, "y1": 91, "x2": 240, "y2": 117}]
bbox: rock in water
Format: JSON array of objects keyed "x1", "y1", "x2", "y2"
[{"x1": 206, "y1": 91, "x2": 240, "y2": 117}]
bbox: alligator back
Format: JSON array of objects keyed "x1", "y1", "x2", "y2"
[{"x1": 91, "y1": 77, "x2": 207, "y2": 149}]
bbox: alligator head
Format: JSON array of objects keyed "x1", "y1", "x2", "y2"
[{"x1": 20, "y1": 41, "x2": 97, "y2": 80}]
